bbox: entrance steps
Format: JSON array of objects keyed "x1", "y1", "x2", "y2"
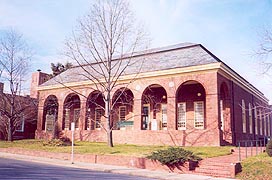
[{"x1": 192, "y1": 146, "x2": 265, "y2": 178}]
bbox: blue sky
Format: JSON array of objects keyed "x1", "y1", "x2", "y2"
[{"x1": 0, "y1": 0, "x2": 272, "y2": 101}]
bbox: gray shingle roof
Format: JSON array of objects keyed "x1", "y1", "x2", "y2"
[{"x1": 41, "y1": 43, "x2": 220, "y2": 87}]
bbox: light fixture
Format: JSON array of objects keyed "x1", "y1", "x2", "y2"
[
  {"x1": 197, "y1": 93, "x2": 201, "y2": 97},
  {"x1": 162, "y1": 95, "x2": 166, "y2": 99}
]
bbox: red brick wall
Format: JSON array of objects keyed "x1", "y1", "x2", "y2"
[
  {"x1": 217, "y1": 73, "x2": 269, "y2": 145},
  {"x1": 36, "y1": 70, "x2": 221, "y2": 146}
]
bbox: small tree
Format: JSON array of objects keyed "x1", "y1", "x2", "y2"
[
  {"x1": 63, "y1": 0, "x2": 148, "y2": 147},
  {"x1": 0, "y1": 29, "x2": 36, "y2": 141},
  {"x1": 50, "y1": 62, "x2": 73, "y2": 77}
]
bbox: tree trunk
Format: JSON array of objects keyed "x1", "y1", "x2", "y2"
[
  {"x1": 105, "y1": 92, "x2": 113, "y2": 147},
  {"x1": 107, "y1": 130, "x2": 113, "y2": 147},
  {"x1": 7, "y1": 118, "x2": 13, "y2": 141}
]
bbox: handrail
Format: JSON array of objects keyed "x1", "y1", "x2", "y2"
[{"x1": 236, "y1": 137, "x2": 270, "y2": 162}]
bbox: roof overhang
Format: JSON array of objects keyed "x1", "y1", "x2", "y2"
[{"x1": 37, "y1": 62, "x2": 269, "y2": 103}]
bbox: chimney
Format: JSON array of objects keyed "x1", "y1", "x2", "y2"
[
  {"x1": 30, "y1": 70, "x2": 50, "y2": 98},
  {"x1": 0, "y1": 82, "x2": 3, "y2": 93}
]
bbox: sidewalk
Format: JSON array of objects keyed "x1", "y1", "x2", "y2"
[{"x1": 0, "y1": 152, "x2": 235, "y2": 180}]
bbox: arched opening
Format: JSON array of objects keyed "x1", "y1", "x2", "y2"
[
  {"x1": 141, "y1": 84, "x2": 167, "y2": 130},
  {"x1": 112, "y1": 88, "x2": 134, "y2": 130},
  {"x1": 63, "y1": 93, "x2": 80, "y2": 130},
  {"x1": 85, "y1": 91, "x2": 105, "y2": 130},
  {"x1": 42, "y1": 95, "x2": 59, "y2": 135},
  {"x1": 219, "y1": 82, "x2": 232, "y2": 144},
  {"x1": 176, "y1": 80, "x2": 206, "y2": 130}
]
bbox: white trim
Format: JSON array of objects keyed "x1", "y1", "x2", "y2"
[
  {"x1": 73, "y1": 108, "x2": 80, "y2": 130},
  {"x1": 249, "y1": 103, "x2": 253, "y2": 134},
  {"x1": 177, "y1": 102, "x2": 186, "y2": 130},
  {"x1": 37, "y1": 61, "x2": 268, "y2": 103},
  {"x1": 242, "y1": 100, "x2": 246, "y2": 133},
  {"x1": 38, "y1": 63, "x2": 222, "y2": 91},
  {"x1": 119, "y1": 106, "x2": 126, "y2": 121},
  {"x1": 194, "y1": 101, "x2": 204, "y2": 129},
  {"x1": 161, "y1": 104, "x2": 167, "y2": 129},
  {"x1": 95, "y1": 107, "x2": 102, "y2": 129}
]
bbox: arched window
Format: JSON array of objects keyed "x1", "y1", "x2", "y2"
[
  {"x1": 242, "y1": 100, "x2": 246, "y2": 133},
  {"x1": 249, "y1": 103, "x2": 253, "y2": 134},
  {"x1": 176, "y1": 81, "x2": 206, "y2": 130}
]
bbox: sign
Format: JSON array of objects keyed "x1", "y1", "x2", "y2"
[
  {"x1": 71, "y1": 122, "x2": 75, "y2": 131},
  {"x1": 151, "y1": 119, "x2": 157, "y2": 130},
  {"x1": 71, "y1": 122, "x2": 75, "y2": 164}
]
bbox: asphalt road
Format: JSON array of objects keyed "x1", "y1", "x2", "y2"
[{"x1": 0, "y1": 157, "x2": 157, "y2": 180}]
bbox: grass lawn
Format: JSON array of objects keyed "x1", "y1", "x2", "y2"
[
  {"x1": 0, "y1": 139, "x2": 233, "y2": 158},
  {"x1": 236, "y1": 153, "x2": 272, "y2": 180}
]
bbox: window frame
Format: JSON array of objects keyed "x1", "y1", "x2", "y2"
[
  {"x1": 242, "y1": 100, "x2": 246, "y2": 133},
  {"x1": 194, "y1": 101, "x2": 204, "y2": 129},
  {"x1": 177, "y1": 102, "x2": 186, "y2": 130},
  {"x1": 95, "y1": 107, "x2": 103, "y2": 129},
  {"x1": 249, "y1": 103, "x2": 253, "y2": 134}
]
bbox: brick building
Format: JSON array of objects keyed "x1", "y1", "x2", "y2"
[
  {"x1": 0, "y1": 82, "x2": 37, "y2": 140},
  {"x1": 32, "y1": 43, "x2": 271, "y2": 146}
]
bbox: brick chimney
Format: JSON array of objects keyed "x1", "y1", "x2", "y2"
[
  {"x1": 0, "y1": 82, "x2": 3, "y2": 93},
  {"x1": 30, "y1": 70, "x2": 50, "y2": 98}
]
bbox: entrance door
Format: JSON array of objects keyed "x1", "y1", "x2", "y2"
[{"x1": 142, "y1": 105, "x2": 150, "y2": 130}]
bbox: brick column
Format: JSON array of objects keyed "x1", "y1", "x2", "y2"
[
  {"x1": 57, "y1": 100, "x2": 64, "y2": 130},
  {"x1": 167, "y1": 96, "x2": 176, "y2": 130},
  {"x1": 133, "y1": 98, "x2": 142, "y2": 130},
  {"x1": 37, "y1": 100, "x2": 44, "y2": 131},
  {"x1": 80, "y1": 100, "x2": 87, "y2": 130},
  {"x1": 206, "y1": 92, "x2": 220, "y2": 145}
]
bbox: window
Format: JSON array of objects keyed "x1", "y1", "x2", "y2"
[
  {"x1": 86, "y1": 108, "x2": 91, "y2": 130},
  {"x1": 161, "y1": 104, "x2": 167, "y2": 129},
  {"x1": 95, "y1": 108, "x2": 103, "y2": 129},
  {"x1": 249, "y1": 103, "x2": 253, "y2": 134},
  {"x1": 242, "y1": 100, "x2": 246, "y2": 133},
  {"x1": 254, "y1": 107, "x2": 258, "y2": 135},
  {"x1": 64, "y1": 108, "x2": 70, "y2": 130},
  {"x1": 177, "y1": 102, "x2": 186, "y2": 130},
  {"x1": 259, "y1": 110, "x2": 263, "y2": 135},
  {"x1": 119, "y1": 106, "x2": 126, "y2": 121},
  {"x1": 45, "y1": 114, "x2": 55, "y2": 132},
  {"x1": 16, "y1": 117, "x2": 25, "y2": 132},
  {"x1": 142, "y1": 104, "x2": 150, "y2": 130},
  {"x1": 194, "y1": 101, "x2": 204, "y2": 129}
]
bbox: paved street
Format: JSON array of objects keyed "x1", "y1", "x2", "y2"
[{"x1": 0, "y1": 157, "x2": 156, "y2": 180}]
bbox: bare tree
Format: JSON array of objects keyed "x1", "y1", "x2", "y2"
[
  {"x1": 0, "y1": 29, "x2": 36, "y2": 141},
  {"x1": 63, "y1": 0, "x2": 148, "y2": 147},
  {"x1": 256, "y1": 27, "x2": 272, "y2": 75}
]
